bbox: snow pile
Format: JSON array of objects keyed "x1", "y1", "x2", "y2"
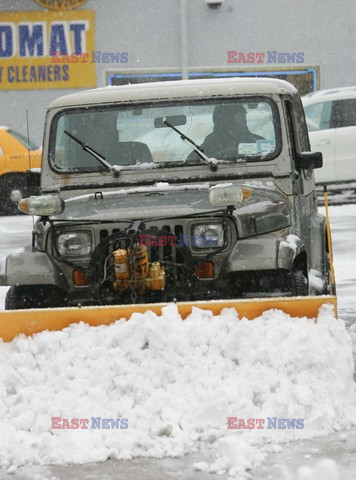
[
  {"x1": 0, "y1": 304, "x2": 355, "y2": 477},
  {"x1": 279, "y1": 234, "x2": 301, "y2": 253},
  {"x1": 0, "y1": 286, "x2": 8, "y2": 310},
  {"x1": 309, "y1": 269, "x2": 325, "y2": 294},
  {"x1": 298, "y1": 458, "x2": 340, "y2": 480},
  {"x1": 347, "y1": 322, "x2": 356, "y2": 380}
]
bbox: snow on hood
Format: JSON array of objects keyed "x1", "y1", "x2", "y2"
[
  {"x1": 0, "y1": 304, "x2": 355, "y2": 476},
  {"x1": 56, "y1": 182, "x2": 281, "y2": 221},
  {"x1": 60, "y1": 184, "x2": 214, "y2": 220}
]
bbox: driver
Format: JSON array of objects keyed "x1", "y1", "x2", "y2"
[{"x1": 188, "y1": 103, "x2": 264, "y2": 161}]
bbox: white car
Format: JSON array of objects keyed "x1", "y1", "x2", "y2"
[{"x1": 302, "y1": 86, "x2": 356, "y2": 184}]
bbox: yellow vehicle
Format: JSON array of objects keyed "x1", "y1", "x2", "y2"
[{"x1": 0, "y1": 126, "x2": 41, "y2": 214}]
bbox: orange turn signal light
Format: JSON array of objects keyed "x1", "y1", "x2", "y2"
[
  {"x1": 73, "y1": 270, "x2": 90, "y2": 286},
  {"x1": 195, "y1": 261, "x2": 214, "y2": 279},
  {"x1": 242, "y1": 187, "x2": 253, "y2": 201}
]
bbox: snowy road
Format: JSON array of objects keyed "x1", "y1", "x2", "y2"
[{"x1": 0, "y1": 206, "x2": 355, "y2": 480}]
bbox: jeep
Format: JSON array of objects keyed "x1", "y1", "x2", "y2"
[{"x1": 0, "y1": 78, "x2": 331, "y2": 309}]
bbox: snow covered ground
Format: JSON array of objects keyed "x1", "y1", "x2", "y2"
[
  {"x1": 0, "y1": 205, "x2": 355, "y2": 479},
  {"x1": 0, "y1": 305, "x2": 355, "y2": 474}
]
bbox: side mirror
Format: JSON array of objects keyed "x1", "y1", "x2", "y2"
[
  {"x1": 296, "y1": 151, "x2": 323, "y2": 170},
  {"x1": 26, "y1": 168, "x2": 41, "y2": 192}
]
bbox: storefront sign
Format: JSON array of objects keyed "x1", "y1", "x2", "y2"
[{"x1": 0, "y1": 10, "x2": 96, "y2": 90}]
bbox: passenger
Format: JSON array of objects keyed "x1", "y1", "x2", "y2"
[{"x1": 187, "y1": 103, "x2": 264, "y2": 161}]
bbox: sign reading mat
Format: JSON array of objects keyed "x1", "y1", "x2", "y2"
[{"x1": 0, "y1": 10, "x2": 96, "y2": 90}]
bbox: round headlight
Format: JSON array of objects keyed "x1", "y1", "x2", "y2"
[{"x1": 57, "y1": 232, "x2": 92, "y2": 257}]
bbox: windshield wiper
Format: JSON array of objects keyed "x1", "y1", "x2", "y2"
[
  {"x1": 163, "y1": 120, "x2": 218, "y2": 172},
  {"x1": 64, "y1": 130, "x2": 121, "y2": 177}
]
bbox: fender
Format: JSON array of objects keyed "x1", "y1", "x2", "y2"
[
  {"x1": 0, "y1": 246, "x2": 68, "y2": 289},
  {"x1": 224, "y1": 232, "x2": 280, "y2": 273},
  {"x1": 223, "y1": 229, "x2": 305, "y2": 275}
]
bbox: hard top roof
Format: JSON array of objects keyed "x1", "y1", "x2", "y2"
[{"x1": 48, "y1": 77, "x2": 297, "y2": 109}]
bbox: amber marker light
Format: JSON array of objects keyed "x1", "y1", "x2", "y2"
[
  {"x1": 73, "y1": 270, "x2": 90, "y2": 286},
  {"x1": 195, "y1": 261, "x2": 214, "y2": 278}
]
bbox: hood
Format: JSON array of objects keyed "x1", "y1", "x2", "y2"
[
  {"x1": 58, "y1": 184, "x2": 215, "y2": 221},
  {"x1": 54, "y1": 183, "x2": 292, "y2": 237}
]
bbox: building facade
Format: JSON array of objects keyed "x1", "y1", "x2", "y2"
[{"x1": 0, "y1": 0, "x2": 355, "y2": 144}]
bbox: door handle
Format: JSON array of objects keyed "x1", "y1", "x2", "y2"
[{"x1": 316, "y1": 139, "x2": 331, "y2": 146}]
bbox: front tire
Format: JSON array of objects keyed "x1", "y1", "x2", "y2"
[
  {"x1": 5, "y1": 285, "x2": 65, "y2": 310},
  {"x1": 291, "y1": 269, "x2": 309, "y2": 296}
]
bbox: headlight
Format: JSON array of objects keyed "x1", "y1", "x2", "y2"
[
  {"x1": 193, "y1": 224, "x2": 224, "y2": 248},
  {"x1": 57, "y1": 232, "x2": 92, "y2": 257}
]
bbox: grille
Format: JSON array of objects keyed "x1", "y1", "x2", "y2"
[
  {"x1": 98, "y1": 222, "x2": 186, "y2": 264},
  {"x1": 97, "y1": 222, "x2": 187, "y2": 288}
]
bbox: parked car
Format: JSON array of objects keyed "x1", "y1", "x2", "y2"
[
  {"x1": 0, "y1": 126, "x2": 42, "y2": 214},
  {"x1": 302, "y1": 86, "x2": 356, "y2": 184}
]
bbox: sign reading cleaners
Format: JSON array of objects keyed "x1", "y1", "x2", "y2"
[{"x1": 0, "y1": 10, "x2": 96, "y2": 90}]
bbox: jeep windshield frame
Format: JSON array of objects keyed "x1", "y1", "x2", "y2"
[{"x1": 49, "y1": 96, "x2": 282, "y2": 175}]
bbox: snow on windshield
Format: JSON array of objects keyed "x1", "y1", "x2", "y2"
[{"x1": 51, "y1": 98, "x2": 279, "y2": 172}]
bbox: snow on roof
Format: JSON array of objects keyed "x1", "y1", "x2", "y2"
[
  {"x1": 302, "y1": 85, "x2": 356, "y2": 104},
  {"x1": 48, "y1": 77, "x2": 297, "y2": 109}
]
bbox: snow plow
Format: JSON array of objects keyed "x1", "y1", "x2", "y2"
[
  {"x1": 0, "y1": 296, "x2": 336, "y2": 342},
  {"x1": 0, "y1": 78, "x2": 337, "y2": 341}
]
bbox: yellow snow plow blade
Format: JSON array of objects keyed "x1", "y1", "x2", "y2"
[{"x1": 0, "y1": 295, "x2": 337, "y2": 342}]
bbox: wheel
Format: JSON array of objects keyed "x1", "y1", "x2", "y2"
[
  {"x1": 290, "y1": 269, "x2": 308, "y2": 296},
  {"x1": 5, "y1": 285, "x2": 65, "y2": 310}
]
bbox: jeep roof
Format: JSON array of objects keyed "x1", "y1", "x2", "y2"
[{"x1": 48, "y1": 77, "x2": 298, "y2": 109}]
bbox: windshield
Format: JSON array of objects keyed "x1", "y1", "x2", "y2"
[{"x1": 51, "y1": 97, "x2": 280, "y2": 172}]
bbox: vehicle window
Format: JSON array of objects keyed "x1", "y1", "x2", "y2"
[
  {"x1": 334, "y1": 99, "x2": 356, "y2": 127},
  {"x1": 8, "y1": 129, "x2": 39, "y2": 150},
  {"x1": 51, "y1": 98, "x2": 281, "y2": 172},
  {"x1": 304, "y1": 101, "x2": 332, "y2": 131}
]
